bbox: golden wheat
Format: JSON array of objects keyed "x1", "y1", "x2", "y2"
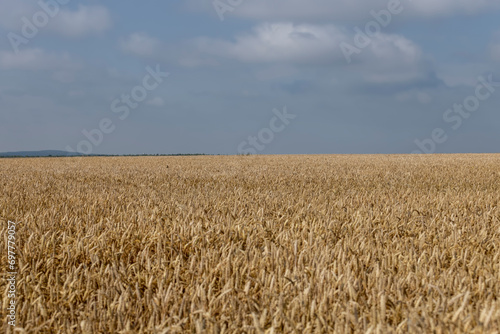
[{"x1": 1, "y1": 154, "x2": 500, "y2": 333}]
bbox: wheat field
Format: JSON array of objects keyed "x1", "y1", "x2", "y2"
[{"x1": 1, "y1": 154, "x2": 500, "y2": 333}]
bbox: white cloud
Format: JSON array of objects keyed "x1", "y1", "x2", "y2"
[
  {"x1": 192, "y1": 23, "x2": 347, "y2": 64},
  {"x1": 146, "y1": 97, "x2": 165, "y2": 107},
  {"x1": 120, "y1": 24, "x2": 422, "y2": 73},
  {"x1": 114, "y1": 21, "x2": 428, "y2": 87},
  {"x1": 179, "y1": 22, "x2": 428, "y2": 85},
  {"x1": 50, "y1": 5, "x2": 112, "y2": 37},
  {"x1": 0, "y1": 48, "x2": 80, "y2": 71},
  {"x1": 120, "y1": 33, "x2": 162, "y2": 57},
  {"x1": 187, "y1": 0, "x2": 500, "y2": 21},
  {"x1": 120, "y1": 22, "x2": 426, "y2": 84},
  {"x1": 191, "y1": 23, "x2": 423, "y2": 71}
]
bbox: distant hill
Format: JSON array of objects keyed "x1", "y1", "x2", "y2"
[{"x1": 0, "y1": 150, "x2": 85, "y2": 157}]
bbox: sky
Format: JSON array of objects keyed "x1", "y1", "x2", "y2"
[{"x1": 0, "y1": 0, "x2": 499, "y2": 155}]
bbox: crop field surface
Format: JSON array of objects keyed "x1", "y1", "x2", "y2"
[{"x1": 1, "y1": 154, "x2": 500, "y2": 333}]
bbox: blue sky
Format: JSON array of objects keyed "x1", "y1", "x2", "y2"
[{"x1": 0, "y1": 0, "x2": 499, "y2": 154}]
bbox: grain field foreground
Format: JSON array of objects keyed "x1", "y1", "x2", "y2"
[{"x1": 1, "y1": 155, "x2": 500, "y2": 333}]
